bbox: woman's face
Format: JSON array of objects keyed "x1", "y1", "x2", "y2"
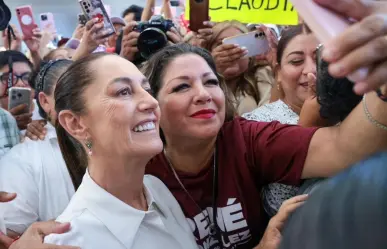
[
  {"x1": 277, "y1": 33, "x2": 319, "y2": 108},
  {"x1": 80, "y1": 55, "x2": 163, "y2": 159},
  {"x1": 0, "y1": 62, "x2": 33, "y2": 110},
  {"x1": 211, "y1": 27, "x2": 249, "y2": 80},
  {"x1": 157, "y1": 54, "x2": 226, "y2": 142}
]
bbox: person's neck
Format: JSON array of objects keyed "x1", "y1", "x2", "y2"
[
  {"x1": 281, "y1": 97, "x2": 302, "y2": 115},
  {"x1": 164, "y1": 136, "x2": 217, "y2": 175},
  {"x1": 88, "y1": 154, "x2": 148, "y2": 211}
]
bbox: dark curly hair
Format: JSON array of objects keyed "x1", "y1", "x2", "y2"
[{"x1": 316, "y1": 47, "x2": 362, "y2": 123}]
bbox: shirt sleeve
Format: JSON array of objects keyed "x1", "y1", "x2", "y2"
[
  {"x1": 0, "y1": 146, "x2": 39, "y2": 234},
  {"x1": 241, "y1": 119, "x2": 318, "y2": 186}
]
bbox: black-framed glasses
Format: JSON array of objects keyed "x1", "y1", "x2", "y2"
[{"x1": 0, "y1": 72, "x2": 31, "y2": 86}]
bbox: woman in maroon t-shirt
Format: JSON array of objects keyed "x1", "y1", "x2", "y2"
[{"x1": 141, "y1": 42, "x2": 387, "y2": 249}]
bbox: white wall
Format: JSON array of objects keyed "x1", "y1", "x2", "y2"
[{"x1": 6, "y1": 0, "x2": 146, "y2": 37}]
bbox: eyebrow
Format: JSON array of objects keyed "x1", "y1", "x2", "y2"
[
  {"x1": 109, "y1": 77, "x2": 150, "y2": 87},
  {"x1": 167, "y1": 72, "x2": 214, "y2": 84},
  {"x1": 286, "y1": 51, "x2": 304, "y2": 58}
]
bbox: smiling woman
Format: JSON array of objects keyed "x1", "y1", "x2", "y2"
[{"x1": 44, "y1": 53, "x2": 198, "y2": 249}]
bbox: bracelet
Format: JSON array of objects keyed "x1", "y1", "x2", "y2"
[
  {"x1": 376, "y1": 88, "x2": 387, "y2": 102},
  {"x1": 363, "y1": 94, "x2": 387, "y2": 130}
]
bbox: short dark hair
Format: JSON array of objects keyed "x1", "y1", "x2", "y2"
[
  {"x1": 280, "y1": 152, "x2": 387, "y2": 249},
  {"x1": 55, "y1": 53, "x2": 112, "y2": 189},
  {"x1": 0, "y1": 50, "x2": 33, "y2": 72},
  {"x1": 121, "y1": 5, "x2": 143, "y2": 21}
]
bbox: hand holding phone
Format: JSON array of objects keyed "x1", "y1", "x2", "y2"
[
  {"x1": 78, "y1": 0, "x2": 115, "y2": 38},
  {"x1": 189, "y1": 0, "x2": 209, "y2": 32},
  {"x1": 223, "y1": 31, "x2": 269, "y2": 57}
]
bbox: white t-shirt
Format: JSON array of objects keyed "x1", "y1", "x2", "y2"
[
  {"x1": 45, "y1": 172, "x2": 199, "y2": 249},
  {"x1": 0, "y1": 123, "x2": 75, "y2": 234}
]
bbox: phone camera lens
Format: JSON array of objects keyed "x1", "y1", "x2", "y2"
[
  {"x1": 86, "y1": 9, "x2": 90, "y2": 13},
  {"x1": 82, "y1": 2, "x2": 87, "y2": 5},
  {"x1": 255, "y1": 33, "x2": 259, "y2": 38},
  {"x1": 17, "y1": 93, "x2": 22, "y2": 98},
  {"x1": 41, "y1": 15, "x2": 47, "y2": 21}
]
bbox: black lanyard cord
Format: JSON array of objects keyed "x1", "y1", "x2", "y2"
[{"x1": 7, "y1": 24, "x2": 15, "y2": 51}]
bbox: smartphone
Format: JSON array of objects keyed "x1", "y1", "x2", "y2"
[
  {"x1": 78, "y1": 0, "x2": 115, "y2": 38},
  {"x1": 78, "y1": 13, "x2": 87, "y2": 25},
  {"x1": 15, "y1": 5, "x2": 37, "y2": 40},
  {"x1": 223, "y1": 31, "x2": 270, "y2": 57},
  {"x1": 189, "y1": 0, "x2": 209, "y2": 32},
  {"x1": 291, "y1": 0, "x2": 366, "y2": 82},
  {"x1": 40, "y1": 12, "x2": 56, "y2": 33},
  {"x1": 290, "y1": 0, "x2": 351, "y2": 43},
  {"x1": 8, "y1": 87, "x2": 31, "y2": 112}
]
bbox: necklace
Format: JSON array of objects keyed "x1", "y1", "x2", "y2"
[{"x1": 163, "y1": 147, "x2": 219, "y2": 238}]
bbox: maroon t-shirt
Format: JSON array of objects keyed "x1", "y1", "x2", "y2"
[{"x1": 146, "y1": 117, "x2": 318, "y2": 249}]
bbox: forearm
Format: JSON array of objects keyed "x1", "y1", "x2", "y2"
[
  {"x1": 141, "y1": 0, "x2": 155, "y2": 21},
  {"x1": 304, "y1": 86, "x2": 387, "y2": 178},
  {"x1": 162, "y1": 0, "x2": 173, "y2": 20},
  {"x1": 30, "y1": 51, "x2": 41, "y2": 70}
]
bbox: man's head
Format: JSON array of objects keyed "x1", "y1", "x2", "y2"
[{"x1": 122, "y1": 5, "x2": 143, "y2": 23}]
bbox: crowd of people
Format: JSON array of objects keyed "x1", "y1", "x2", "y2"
[{"x1": 0, "y1": 0, "x2": 387, "y2": 249}]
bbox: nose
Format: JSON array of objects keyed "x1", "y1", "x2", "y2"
[
  {"x1": 192, "y1": 82, "x2": 212, "y2": 105},
  {"x1": 137, "y1": 88, "x2": 159, "y2": 113},
  {"x1": 302, "y1": 56, "x2": 317, "y2": 76}
]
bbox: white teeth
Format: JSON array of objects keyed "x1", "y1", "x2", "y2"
[{"x1": 134, "y1": 122, "x2": 156, "y2": 132}]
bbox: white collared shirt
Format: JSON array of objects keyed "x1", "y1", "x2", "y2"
[
  {"x1": 0, "y1": 123, "x2": 74, "y2": 234},
  {"x1": 44, "y1": 172, "x2": 199, "y2": 249}
]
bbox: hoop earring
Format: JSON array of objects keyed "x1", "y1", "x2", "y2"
[{"x1": 85, "y1": 138, "x2": 93, "y2": 156}]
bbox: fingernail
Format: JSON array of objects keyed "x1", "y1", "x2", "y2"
[
  {"x1": 241, "y1": 46, "x2": 247, "y2": 50},
  {"x1": 354, "y1": 82, "x2": 368, "y2": 94},
  {"x1": 329, "y1": 63, "x2": 345, "y2": 76},
  {"x1": 203, "y1": 21, "x2": 208, "y2": 25},
  {"x1": 32, "y1": 136, "x2": 37, "y2": 140},
  {"x1": 39, "y1": 136, "x2": 44, "y2": 140},
  {"x1": 347, "y1": 67, "x2": 369, "y2": 82}
]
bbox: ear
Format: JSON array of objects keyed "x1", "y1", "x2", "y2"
[
  {"x1": 274, "y1": 63, "x2": 281, "y2": 82},
  {"x1": 38, "y1": 92, "x2": 50, "y2": 113},
  {"x1": 58, "y1": 110, "x2": 89, "y2": 141}
]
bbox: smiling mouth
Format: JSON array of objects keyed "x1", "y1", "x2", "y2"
[
  {"x1": 299, "y1": 82, "x2": 308, "y2": 88},
  {"x1": 133, "y1": 121, "x2": 156, "y2": 132}
]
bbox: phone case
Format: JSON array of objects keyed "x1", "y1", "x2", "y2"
[
  {"x1": 223, "y1": 31, "x2": 270, "y2": 57},
  {"x1": 78, "y1": 0, "x2": 115, "y2": 38},
  {"x1": 291, "y1": 0, "x2": 367, "y2": 82},
  {"x1": 189, "y1": 0, "x2": 209, "y2": 32},
  {"x1": 15, "y1": 5, "x2": 37, "y2": 40},
  {"x1": 8, "y1": 87, "x2": 31, "y2": 111},
  {"x1": 290, "y1": 0, "x2": 351, "y2": 43},
  {"x1": 40, "y1": 12, "x2": 56, "y2": 33}
]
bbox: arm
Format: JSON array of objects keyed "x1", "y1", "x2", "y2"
[
  {"x1": 141, "y1": 0, "x2": 155, "y2": 22},
  {"x1": 161, "y1": 0, "x2": 174, "y2": 20},
  {"x1": 0, "y1": 150, "x2": 40, "y2": 235},
  {"x1": 303, "y1": 87, "x2": 387, "y2": 178}
]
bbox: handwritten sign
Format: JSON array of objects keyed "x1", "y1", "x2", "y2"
[{"x1": 185, "y1": 0, "x2": 298, "y2": 25}]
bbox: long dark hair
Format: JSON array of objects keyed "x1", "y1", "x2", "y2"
[
  {"x1": 55, "y1": 53, "x2": 111, "y2": 189},
  {"x1": 141, "y1": 43, "x2": 236, "y2": 144}
]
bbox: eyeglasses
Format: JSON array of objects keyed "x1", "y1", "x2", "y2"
[
  {"x1": 0, "y1": 72, "x2": 31, "y2": 97},
  {"x1": 0, "y1": 72, "x2": 31, "y2": 86}
]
